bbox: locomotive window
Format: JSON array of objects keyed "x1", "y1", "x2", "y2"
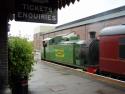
[
  {"x1": 49, "y1": 39, "x2": 55, "y2": 45},
  {"x1": 119, "y1": 37, "x2": 125, "y2": 59}
]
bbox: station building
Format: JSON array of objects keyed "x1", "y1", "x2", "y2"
[{"x1": 34, "y1": 5, "x2": 125, "y2": 51}]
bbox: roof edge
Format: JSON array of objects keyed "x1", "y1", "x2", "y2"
[{"x1": 56, "y1": 5, "x2": 125, "y2": 29}]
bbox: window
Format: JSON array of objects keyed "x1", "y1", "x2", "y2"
[{"x1": 119, "y1": 37, "x2": 125, "y2": 59}]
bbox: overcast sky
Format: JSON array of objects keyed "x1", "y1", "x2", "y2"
[{"x1": 9, "y1": 0, "x2": 125, "y2": 40}]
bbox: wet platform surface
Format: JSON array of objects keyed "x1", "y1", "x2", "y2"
[{"x1": 29, "y1": 61, "x2": 125, "y2": 94}]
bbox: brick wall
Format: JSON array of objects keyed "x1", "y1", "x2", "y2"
[
  {"x1": 34, "y1": 16, "x2": 125, "y2": 50},
  {"x1": 33, "y1": 33, "x2": 43, "y2": 51}
]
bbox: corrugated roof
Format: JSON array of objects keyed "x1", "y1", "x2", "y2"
[{"x1": 55, "y1": 5, "x2": 125, "y2": 31}]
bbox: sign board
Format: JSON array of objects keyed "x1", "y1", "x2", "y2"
[{"x1": 15, "y1": 0, "x2": 57, "y2": 24}]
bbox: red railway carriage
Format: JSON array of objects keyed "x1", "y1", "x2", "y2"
[{"x1": 99, "y1": 25, "x2": 125, "y2": 76}]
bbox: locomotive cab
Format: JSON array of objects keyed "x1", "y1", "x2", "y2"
[{"x1": 75, "y1": 40, "x2": 87, "y2": 68}]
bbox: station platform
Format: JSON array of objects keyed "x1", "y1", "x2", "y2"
[{"x1": 28, "y1": 60, "x2": 125, "y2": 94}]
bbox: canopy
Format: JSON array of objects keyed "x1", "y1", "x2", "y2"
[{"x1": 49, "y1": 0, "x2": 80, "y2": 9}]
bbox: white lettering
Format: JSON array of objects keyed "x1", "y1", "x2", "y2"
[
  {"x1": 33, "y1": 14, "x2": 38, "y2": 19},
  {"x1": 16, "y1": 12, "x2": 57, "y2": 23},
  {"x1": 21, "y1": 4, "x2": 55, "y2": 14},
  {"x1": 29, "y1": 5, "x2": 34, "y2": 11},
  {"x1": 52, "y1": 16, "x2": 56, "y2": 21},
  {"x1": 48, "y1": 15, "x2": 51, "y2": 21},
  {"x1": 23, "y1": 12, "x2": 28, "y2": 18},
  {"x1": 28, "y1": 13, "x2": 33, "y2": 19},
  {"x1": 34, "y1": 6, "x2": 39, "y2": 11},
  {"x1": 39, "y1": 6, "x2": 44, "y2": 12},
  {"x1": 48, "y1": 8, "x2": 53, "y2": 13},
  {"x1": 22, "y1": 4, "x2": 27, "y2": 10},
  {"x1": 18, "y1": 12, "x2": 23, "y2": 18},
  {"x1": 40, "y1": 14, "x2": 46, "y2": 19},
  {"x1": 38, "y1": 14, "x2": 41, "y2": 19}
]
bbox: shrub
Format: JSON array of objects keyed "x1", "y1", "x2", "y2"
[{"x1": 8, "y1": 37, "x2": 34, "y2": 78}]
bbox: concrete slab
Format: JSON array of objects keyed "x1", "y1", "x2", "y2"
[{"x1": 28, "y1": 61, "x2": 125, "y2": 94}]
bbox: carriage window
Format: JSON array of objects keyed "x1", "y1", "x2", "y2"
[{"x1": 119, "y1": 37, "x2": 125, "y2": 59}]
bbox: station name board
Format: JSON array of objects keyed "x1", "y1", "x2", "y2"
[{"x1": 15, "y1": 1, "x2": 57, "y2": 24}]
